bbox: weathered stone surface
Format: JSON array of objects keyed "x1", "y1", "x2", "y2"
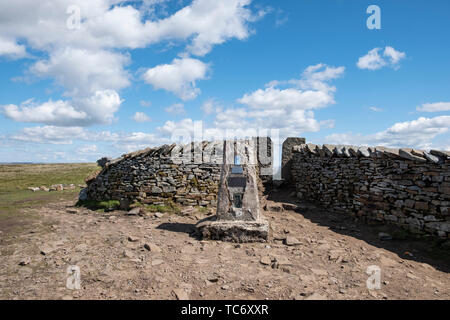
[
  {"x1": 144, "y1": 243, "x2": 162, "y2": 252},
  {"x1": 126, "y1": 207, "x2": 141, "y2": 216},
  {"x1": 430, "y1": 150, "x2": 450, "y2": 159},
  {"x1": 424, "y1": 152, "x2": 440, "y2": 164},
  {"x1": 284, "y1": 236, "x2": 301, "y2": 246},
  {"x1": 197, "y1": 140, "x2": 269, "y2": 242},
  {"x1": 97, "y1": 157, "x2": 112, "y2": 168},
  {"x1": 291, "y1": 141, "x2": 450, "y2": 239},
  {"x1": 399, "y1": 149, "x2": 426, "y2": 162},
  {"x1": 196, "y1": 219, "x2": 269, "y2": 243},
  {"x1": 79, "y1": 188, "x2": 88, "y2": 201},
  {"x1": 85, "y1": 139, "x2": 273, "y2": 207},
  {"x1": 282, "y1": 137, "x2": 306, "y2": 181},
  {"x1": 260, "y1": 256, "x2": 272, "y2": 265},
  {"x1": 172, "y1": 289, "x2": 189, "y2": 300}
]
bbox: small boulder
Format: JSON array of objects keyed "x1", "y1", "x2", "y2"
[
  {"x1": 154, "y1": 212, "x2": 164, "y2": 218},
  {"x1": 128, "y1": 235, "x2": 140, "y2": 242},
  {"x1": 78, "y1": 188, "x2": 88, "y2": 201},
  {"x1": 260, "y1": 256, "x2": 272, "y2": 266},
  {"x1": 284, "y1": 236, "x2": 301, "y2": 246},
  {"x1": 19, "y1": 257, "x2": 31, "y2": 266},
  {"x1": 144, "y1": 243, "x2": 161, "y2": 252},
  {"x1": 305, "y1": 292, "x2": 327, "y2": 300},
  {"x1": 172, "y1": 289, "x2": 189, "y2": 300},
  {"x1": 126, "y1": 207, "x2": 142, "y2": 216}
]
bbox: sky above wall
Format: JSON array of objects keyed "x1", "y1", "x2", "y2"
[{"x1": 0, "y1": 0, "x2": 449, "y2": 163}]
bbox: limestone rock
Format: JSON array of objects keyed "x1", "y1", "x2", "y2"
[
  {"x1": 172, "y1": 288, "x2": 189, "y2": 300},
  {"x1": 284, "y1": 236, "x2": 301, "y2": 246},
  {"x1": 144, "y1": 243, "x2": 161, "y2": 252}
]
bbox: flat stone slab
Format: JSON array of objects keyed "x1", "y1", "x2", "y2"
[{"x1": 196, "y1": 219, "x2": 269, "y2": 243}]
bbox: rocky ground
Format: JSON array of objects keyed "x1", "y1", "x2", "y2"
[{"x1": 0, "y1": 187, "x2": 449, "y2": 300}]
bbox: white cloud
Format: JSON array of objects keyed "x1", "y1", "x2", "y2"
[
  {"x1": 77, "y1": 144, "x2": 98, "y2": 154},
  {"x1": 214, "y1": 108, "x2": 249, "y2": 129},
  {"x1": 417, "y1": 102, "x2": 450, "y2": 113},
  {"x1": 357, "y1": 48, "x2": 387, "y2": 70},
  {"x1": 2, "y1": 90, "x2": 122, "y2": 126},
  {"x1": 8, "y1": 125, "x2": 167, "y2": 151},
  {"x1": 2, "y1": 99, "x2": 87, "y2": 126},
  {"x1": 238, "y1": 87, "x2": 333, "y2": 110},
  {"x1": 142, "y1": 57, "x2": 209, "y2": 100},
  {"x1": 0, "y1": 0, "x2": 265, "y2": 126},
  {"x1": 384, "y1": 46, "x2": 406, "y2": 65},
  {"x1": 0, "y1": 36, "x2": 26, "y2": 59},
  {"x1": 357, "y1": 46, "x2": 406, "y2": 70},
  {"x1": 165, "y1": 103, "x2": 186, "y2": 115},
  {"x1": 10, "y1": 126, "x2": 87, "y2": 145},
  {"x1": 369, "y1": 106, "x2": 383, "y2": 112},
  {"x1": 147, "y1": 0, "x2": 266, "y2": 56},
  {"x1": 157, "y1": 118, "x2": 196, "y2": 136},
  {"x1": 31, "y1": 47, "x2": 130, "y2": 96},
  {"x1": 201, "y1": 98, "x2": 221, "y2": 115},
  {"x1": 132, "y1": 112, "x2": 152, "y2": 123},
  {"x1": 326, "y1": 116, "x2": 450, "y2": 150},
  {"x1": 224, "y1": 63, "x2": 344, "y2": 137},
  {"x1": 0, "y1": 0, "x2": 263, "y2": 54}
]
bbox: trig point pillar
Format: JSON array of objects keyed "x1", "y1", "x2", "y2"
[{"x1": 196, "y1": 139, "x2": 269, "y2": 242}]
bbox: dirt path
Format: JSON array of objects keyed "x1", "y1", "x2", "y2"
[{"x1": 0, "y1": 188, "x2": 449, "y2": 300}]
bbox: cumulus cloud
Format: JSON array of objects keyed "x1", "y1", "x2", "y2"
[
  {"x1": 77, "y1": 144, "x2": 98, "y2": 154},
  {"x1": 417, "y1": 102, "x2": 450, "y2": 113},
  {"x1": 132, "y1": 112, "x2": 152, "y2": 123},
  {"x1": 2, "y1": 90, "x2": 122, "y2": 126},
  {"x1": 30, "y1": 48, "x2": 130, "y2": 96},
  {"x1": 10, "y1": 126, "x2": 88, "y2": 145},
  {"x1": 151, "y1": 64, "x2": 344, "y2": 144},
  {"x1": 0, "y1": 0, "x2": 263, "y2": 53},
  {"x1": 357, "y1": 46, "x2": 406, "y2": 70},
  {"x1": 142, "y1": 57, "x2": 209, "y2": 100},
  {"x1": 326, "y1": 116, "x2": 450, "y2": 150},
  {"x1": 0, "y1": 0, "x2": 265, "y2": 126},
  {"x1": 147, "y1": 0, "x2": 266, "y2": 56},
  {"x1": 225, "y1": 63, "x2": 345, "y2": 137},
  {"x1": 201, "y1": 98, "x2": 222, "y2": 115},
  {"x1": 0, "y1": 36, "x2": 26, "y2": 59},
  {"x1": 9, "y1": 125, "x2": 167, "y2": 151}
]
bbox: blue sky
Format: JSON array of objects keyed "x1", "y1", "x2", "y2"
[{"x1": 0, "y1": 0, "x2": 449, "y2": 163}]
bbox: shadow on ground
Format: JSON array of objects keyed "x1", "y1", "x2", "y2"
[
  {"x1": 156, "y1": 222, "x2": 199, "y2": 239},
  {"x1": 263, "y1": 181, "x2": 450, "y2": 274}
]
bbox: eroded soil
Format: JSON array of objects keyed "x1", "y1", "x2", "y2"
[{"x1": 0, "y1": 188, "x2": 449, "y2": 300}]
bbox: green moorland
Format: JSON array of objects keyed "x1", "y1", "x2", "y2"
[{"x1": 0, "y1": 163, "x2": 99, "y2": 224}]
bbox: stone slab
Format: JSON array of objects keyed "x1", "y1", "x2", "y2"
[{"x1": 196, "y1": 219, "x2": 269, "y2": 243}]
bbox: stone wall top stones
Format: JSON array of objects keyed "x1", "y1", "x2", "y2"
[
  {"x1": 292, "y1": 143, "x2": 449, "y2": 164},
  {"x1": 290, "y1": 141, "x2": 450, "y2": 239}
]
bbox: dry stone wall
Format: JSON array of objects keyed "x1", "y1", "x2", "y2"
[
  {"x1": 86, "y1": 138, "x2": 272, "y2": 208},
  {"x1": 290, "y1": 143, "x2": 450, "y2": 239}
]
